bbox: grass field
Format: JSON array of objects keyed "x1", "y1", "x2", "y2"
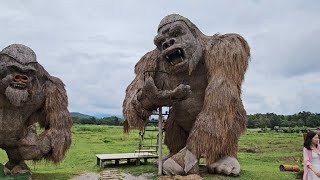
[{"x1": 0, "y1": 125, "x2": 304, "y2": 180}]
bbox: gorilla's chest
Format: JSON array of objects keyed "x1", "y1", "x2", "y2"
[
  {"x1": 0, "y1": 94, "x2": 44, "y2": 144},
  {"x1": 156, "y1": 63, "x2": 208, "y2": 132}
]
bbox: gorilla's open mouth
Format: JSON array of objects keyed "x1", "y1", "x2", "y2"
[
  {"x1": 164, "y1": 48, "x2": 185, "y2": 66},
  {"x1": 10, "y1": 83, "x2": 27, "y2": 90}
]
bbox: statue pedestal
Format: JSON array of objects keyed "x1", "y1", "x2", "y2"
[{"x1": 0, "y1": 163, "x2": 32, "y2": 180}]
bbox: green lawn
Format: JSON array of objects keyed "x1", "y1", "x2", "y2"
[{"x1": 0, "y1": 125, "x2": 303, "y2": 180}]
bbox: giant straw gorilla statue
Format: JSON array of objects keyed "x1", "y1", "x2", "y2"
[
  {"x1": 123, "y1": 14, "x2": 250, "y2": 176},
  {"x1": 0, "y1": 44, "x2": 72, "y2": 175}
]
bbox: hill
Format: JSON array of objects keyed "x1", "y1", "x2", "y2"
[
  {"x1": 94, "y1": 113, "x2": 123, "y2": 119},
  {"x1": 70, "y1": 112, "x2": 94, "y2": 119},
  {"x1": 71, "y1": 112, "x2": 123, "y2": 119}
]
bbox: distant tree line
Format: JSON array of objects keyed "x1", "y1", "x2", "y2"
[
  {"x1": 72, "y1": 111, "x2": 320, "y2": 128},
  {"x1": 72, "y1": 116, "x2": 123, "y2": 126},
  {"x1": 247, "y1": 111, "x2": 320, "y2": 129}
]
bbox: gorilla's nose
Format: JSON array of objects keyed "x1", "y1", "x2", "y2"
[
  {"x1": 162, "y1": 38, "x2": 176, "y2": 50},
  {"x1": 14, "y1": 74, "x2": 29, "y2": 83}
]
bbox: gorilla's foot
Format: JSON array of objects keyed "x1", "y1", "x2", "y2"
[
  {"x1": 153, "y1": 155, "x2": 170, "y2": 166},
  {"x1": 4, "y1": 161, "x2": 30, "y2": 175},
  {"x1": 207, "y1": 156, "x2": 240, "y2": 176},
  {"x1": 163, "y1": 147, "x2": 199, "y2": 175}
]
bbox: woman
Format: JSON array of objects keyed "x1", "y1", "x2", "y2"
[{"x1": 304, "y1": 131, "x2": 320, "y2": 180}]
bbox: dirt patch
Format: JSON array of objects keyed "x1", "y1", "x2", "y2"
[{"x1": 239, "y1": 148, "x2": 260, "y2": 153}]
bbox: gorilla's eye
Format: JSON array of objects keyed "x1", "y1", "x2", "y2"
[
  {"x1": 0, "y1": 66, "x2": 11, "y2": 78},
  {"x1": 26, "y1": 70, "x2": 35, "y2": 76},
  {"x1": 169, "y1": 26, "x2": 182, "y2": 38},
  {"x1": 0, "y1": 69, "x2": 6, "y2": 78},
  {"x1": 154, "y1": 35, "x2": 165, "y2": 47},
  {"x1": 8, "y1": 65, "x2": 21, "y2": 72},
  {"x1": 169, "y1": 30, "x2": 180, "y2": 38}
]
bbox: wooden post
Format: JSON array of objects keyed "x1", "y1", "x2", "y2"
[
  {"x1": 158, "y1": 107, "x2": 163, "y2": 176},
  {"x1": 115, "y1": 159, "x2": 119, "y2": 166},
  {"x1": 97, "y1": 157, "x2": 100, "y2": 166},
  {"x1": 136, "y1": 159, "x2": 141, "y2": 165}
]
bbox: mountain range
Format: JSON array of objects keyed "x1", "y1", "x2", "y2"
[{"x1": 70, "y1": 112, "x2": 122, "y2": 119}]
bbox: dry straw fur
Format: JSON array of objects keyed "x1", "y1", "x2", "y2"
[
  {"x1": 0, "y1": 44, "x2": 72, "y2": 166},
  {"x1": 26, "y1": 66, "x2": 72, "y2": 163},
  {"x1": 123, "y1": 14, "x2": 250, "y2": 166}
]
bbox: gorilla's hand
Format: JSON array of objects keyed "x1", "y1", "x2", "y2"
[
  {"x1": 137, "y1": 76, "x2": 191, "y2": 110},
  {"x1": 18, "y1": 125, "x2": 51, "y2": 160},
  {"x1": 171, "y1": 84, "x2": 192, "y2": 101}
]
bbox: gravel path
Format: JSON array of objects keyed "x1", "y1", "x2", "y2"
[
  {"x1": 70, "y1": 172, "x2": 100, "y2": 180},
  {"x1": 69, "y1": 171, "x2": 154, "y2": 180}
]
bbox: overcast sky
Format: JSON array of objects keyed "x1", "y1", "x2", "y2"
[{"x1": 1, "y1": 0, "x2": 319, "y2": 116}]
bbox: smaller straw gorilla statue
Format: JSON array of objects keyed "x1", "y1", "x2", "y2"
[
  {"x1": 123, "y1": 14, "x2": 250, "y2": 176},
  {"x1": 0, "y1": 44, "x2": 72, "y2": 175}
]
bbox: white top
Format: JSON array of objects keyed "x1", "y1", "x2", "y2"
[{"x1": 308, "y1": 151, "x2": 320, "y2": 180}]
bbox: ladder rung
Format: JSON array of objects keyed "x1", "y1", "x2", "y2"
[
  {"x1": 145, "y1": 129, "x2": 158, "y2": 131},
  {"x1": 143, "y1": 145, "x2": 159, "y2": 147},
  {"x1": 144, "y1": 137, "x2": 157, "y2": 139},
  {"x1": 135, "y1": 149, "x2": 157, "y2": 152}
]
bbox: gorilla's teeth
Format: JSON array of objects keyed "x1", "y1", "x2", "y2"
[
  {"x1": 166, "y1": 56, "x2": 169, "y2": 60},
  {"x1": 170, "y1": 62, "x2": 174, "y2": 66},
  {"x1": 178, "y1": 49, "x2": 181, "y2": 54},
  {"x1": 180, "y1": 56, "x2": 184, "y2": 61}
]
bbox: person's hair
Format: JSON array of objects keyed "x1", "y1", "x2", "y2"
[{"x1": 304, "y1": 131, "x2": 318, "y2": 150}]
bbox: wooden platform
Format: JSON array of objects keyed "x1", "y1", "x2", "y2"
[{"x1": 96, "y1": 152, "x2": 158, "y2": 168}]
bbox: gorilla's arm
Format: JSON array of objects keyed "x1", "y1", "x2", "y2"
[
  {"x1": 123, "y1": 50, "x2": 191, "y2": 132},
  {"x1": 122, "y1": 50, "x2": 158, "y2": 131},
  {"x1": 19, "y1": 76, "x2": 72, "y2": 163},
  {"x1": 186, "y1": 34, "x2": 250, "y2": 164},
  {"x1": 137, "y1": 76, "x2": 191, "y2": 110}
]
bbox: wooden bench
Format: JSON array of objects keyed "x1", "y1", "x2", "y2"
[{"x1": 96, "y1": 152, "x2": 158, "y2": 168}]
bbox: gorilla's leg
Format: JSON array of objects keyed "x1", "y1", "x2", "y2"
[
  {"x1": 162, "y1": 117, "x2": 200, "y2": 175},
  {"x1": 3, "y1": 126, "x2": 40, "y2": 175},
  {"x1": 156, "y1": 118, "x2": 188, "y2": 167},
  {"x1": 163, "y1": 114, "x2": 243, "y2": 176},
  {"x1": 186, "y1": 121, "x2": 241, "y2": 176},
  {"x1": 4, "y1": 148, "x2": 30, "y2": 175},
  {"x1": 164, "y1": 118, "x2": 189, "y2": 156}
]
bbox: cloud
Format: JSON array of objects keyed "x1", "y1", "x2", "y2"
[{"x1": 0, "y1": 0, "x2": 319, "y2": 115}]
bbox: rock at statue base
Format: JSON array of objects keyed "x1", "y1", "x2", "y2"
[
  {"x1": 158, "y1": 174, "x2": 202, "y2": 180},
  {"x1": 0, "y1": 163, "x2": 32, "y2": 180}
]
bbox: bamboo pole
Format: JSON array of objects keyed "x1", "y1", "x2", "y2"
[{"x1": 158, "y1": 107, "x2": 163, "y2": 176}]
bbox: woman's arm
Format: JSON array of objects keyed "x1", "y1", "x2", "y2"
[
  {"x1": 304, "y1": 148, "x2": 312, "y2": 167},
  {"x1": 308, "y1": 164, "x2": 320, "y2": 177}
]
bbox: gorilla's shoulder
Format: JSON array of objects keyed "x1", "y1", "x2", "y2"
[
  {"x1": 208, "y1": 33, "x2": 250, "y2": 56},
  {"x1": 134, "y1": 49, "x2": 159, "y2": 74},
  {"x1": 47, "y1": 76, "x2": 65, "y2": 87}
]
